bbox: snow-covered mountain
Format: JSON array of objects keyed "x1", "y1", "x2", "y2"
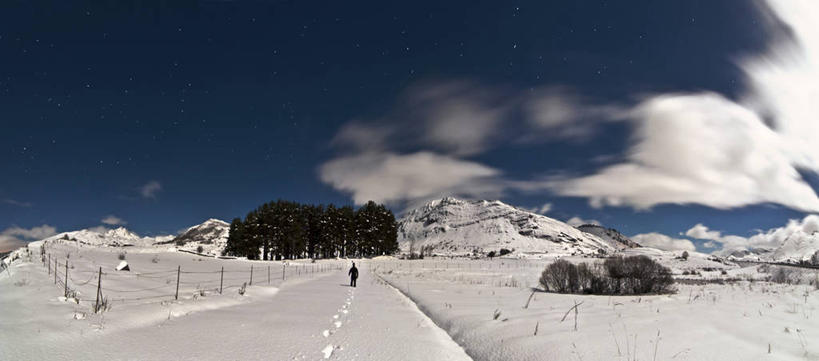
[
  {"x1": 46, "y1": 227, "x2": 160, "y2": 247},
  {"x1": 725, "y1": 248, "x2": 775, "y2": 262},
  {"x1": 768, "y1": 235, "x2": 819, "y2": 263},
  {"x1": 158, "y1": 219, "x2": 230, "y2": 256},
  {"x1": 576, "y1": 224, "x2": 641, "y2": 250},
  {"x1": 39, "y1": 219, "x2": 230, "y2": 256},
  {"x1": 397, "y1": 197, "x2": 616, "y2": 257},
  {"x1": 723, "y1": 224, "x2": 819, "y2": 264}
]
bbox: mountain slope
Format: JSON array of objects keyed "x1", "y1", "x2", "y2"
[
  {"x1": 39, "y1": 220, "x2": 230, "y2": 256},
  {"x1": 397, "y1": 197, "x2": 615, "y2": 257},
  {"x1": 45, "y1": 227, "x2": 158, "y2": 247},
  {"x1": 769, "y1": 234, "x2": 819, "y2": 263},
  {"x1": 160, "y1": 219, "x2": 230, "y2": 256},
  {"x1": 576, "y1": 224, "x2": 641, "y2": 250}
]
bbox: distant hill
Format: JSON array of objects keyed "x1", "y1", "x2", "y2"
[
  {"x1": 160, "y1": 219, "x2": 230, "y2": 256},
  {"x1": 397, "y1": 197, "x2": 615, "y2": 257},
  {"x1": 575, "y1": 224, "x2": 641, "y2": 250}
]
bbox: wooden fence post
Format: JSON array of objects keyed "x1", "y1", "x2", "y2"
[
  {"x1": 94, "y1": 267, "x2": 102, "y2": 313},
  {"x1": 267, "y1": 266, "x2": 270, "y2": 285},
  {"x1": 250, "y1": 265, "x2": 253, "y2": 285},
  {"x1": 282, "y1": 265, "x2": 285, "y2": 280},
  {"x1": 220, "y1": 266, "x2": 224, "y2": 294},
  {"x1": 175, "y1": 266, "x2": 180, "y2": 300},
  {"x1": 64, "y1": 260, "x2": 69, "y2": 297}
]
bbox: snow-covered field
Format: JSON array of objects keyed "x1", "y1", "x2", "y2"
[
  {"x1": 3, "y1": 239, "x2": 819, "y2": 360},
  {"x1": 371, "y1": 258, "x2": 819, "y2": 361},
  {"x1": 0, "y1": 241, "x2": 469, "y2": 360}
]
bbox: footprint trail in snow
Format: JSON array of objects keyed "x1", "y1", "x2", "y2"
[{"x1": 321, "y1": 287, "x2": 355, "y2": 359}]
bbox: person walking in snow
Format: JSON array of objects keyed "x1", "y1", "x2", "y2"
[{"x1": 348, "y1": 262, "x2": 359, "y2": 287}]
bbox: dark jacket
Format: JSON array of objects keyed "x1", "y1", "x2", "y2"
[{"x1": 348, "y1": 266, "x2": 358, "y2": 279}]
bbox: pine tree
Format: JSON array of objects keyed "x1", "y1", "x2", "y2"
[
  {"x1": 225, "y1": 199, "x2": 399, "y2": 260},
  {"x1": 223, "y1": 218, "x2": 245, "y2": 257}
]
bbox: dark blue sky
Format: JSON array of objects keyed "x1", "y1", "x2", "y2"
[{"x1": 1, "y1": 1, "x2": 811, "y2": 250}]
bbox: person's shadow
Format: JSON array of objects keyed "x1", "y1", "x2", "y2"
[{"x1": 339, "y1": 283, "x2": 354, "y2": 287}]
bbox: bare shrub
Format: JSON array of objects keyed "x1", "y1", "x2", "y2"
[
  {"x1": 770, "y1": 267, "x2": 793, "y2": 284},
  {"x1": 540, "y1": 259, "x2": 578, "y2": 293},
  {"x1": 540, "y1": 256, "x2": 674, "y2": 295},
  {"x1": 117, "y1": 252, "x2": 126, "y2": 260},
  {"x1": 605, "y1": 256, "x2": 674, "y2": 294}
]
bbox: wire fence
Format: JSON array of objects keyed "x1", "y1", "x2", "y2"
[{"x1": 30, "y1": 243, "x2": 344, "y2": 313}]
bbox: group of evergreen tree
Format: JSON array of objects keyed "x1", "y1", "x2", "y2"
[{"x1": 223, "y1": 200, "x2": 398, "y2": 260}]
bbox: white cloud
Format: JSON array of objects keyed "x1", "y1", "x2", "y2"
[
  {"x1": 685, "y1": 223, "x2": 725, "y2": 241},
  {"x1": 631, "y1": 232, "x2": 696, "y2": 252},
  {"x1": 331, "y1": 122, "x2": 394, "y2": 152},
  {"x1": 688, "y1": 215, "x2": 819, "y2": 256},
  {"x1": 331, "y1": 81, "x2": 511, "y2": 157},
  {"x1": 87, "y1": 226, "x2": 110, "y2": 234},
  {"x1": 566, "y1": 216, "x2": 600, "y2": 227},
  {"x1": 3, "y1": 199, "x2": 32, "y2": 207},
  {"x1": 322, "y1": 1, "x2": 819, "y2": 213},
  {"x1": 546, "y1": 1, "x2": 819, "y2": 213},
  {"x1": 319, "y1": 151, "x2": 504, "y2": 205},
  {"x1": 2, "y1": 225, "x2": 57, "y2": 240},
  {"x1": 523, "y1": 203, "x2": 553, "y2": 215},
  {"x1": 101, "y1": 215, "x2": 127, "y2": 226},
  {"x1": 0, "y1": 235, "x2": 26, "y2": 253},
  {"x1": 415, "y1": 82, "x2": 509, "y2": 156},
  {"x1": 536, "y1": 203, "x2": 553, "y2": 214},
  {"x1": 140, "y1": 181, "x2": 162, "y2": 199},
  {"x1": 538, "y1": 203, "x2": 553, "y2": 214},
  {"x1": 320, "y1": 81, "x2": 619, "y2": 206},
  {"x1": 524, "y1": 88, "x2": 627, "y2": 141},
  {"x1": 547, "y1": 93, "x2": 819, "y2": 211},
  {"x1": 0, "y1": 224, "x2": 57, "y2": 252}
]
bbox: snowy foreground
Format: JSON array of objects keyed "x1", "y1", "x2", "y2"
[
  {"x1": 0, "y1": 243, "x2": 468, "y2": 361},
  {"x1": 372, "y1": 259, "x2": 819, "y2": 361},
  {"x1": 2, "y1": 242, "x2": 819, "y2": 361}
]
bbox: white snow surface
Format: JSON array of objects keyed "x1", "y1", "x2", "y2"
[
  {"x1": 373, "y1": 258, "x2": 819, "y2": 361},
  {"x1": 398, "y1": 197, "x2": 615, "y2": 257},
  {"x1": 0, "y1": 242, "x2": 471, "y2": 361}
]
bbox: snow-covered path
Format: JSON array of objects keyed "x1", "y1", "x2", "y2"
[{"x1": 2, "y1": 260, "x2": 471, "y2": 361}]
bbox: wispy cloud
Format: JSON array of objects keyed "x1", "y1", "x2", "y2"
[
  {"x1": 319, "y1": 151, "x2": 503, "y2": 206},
  {"x1": 566, "y1": 216, "x2": 600, "y2": 227},
  {"x1": 0, "y1": 224, "x2": 57, "y2": 252},
  {"x1": 101, "y1": 215, "x2": 127, "y2": 226},
  {"x1": 631, "y1": 232, "x2": 696, "y2": 252},
  {"x1": 3, "y1": 199, "x2": 32, "y2": 208},
  {"x1": 523, "y1": 87, "x2": 628, "y2": 142},
  {"x1": 682, "y1": 220, "x2": 803, "y2": 256},
  {"x1": 320, "y1": 80, "x2": 616, "y2": 206},
  {"x1": 523, "y1": 203, "x2": 553, "y2": 215},
  {"x1": 321, "y1": 1, "x2": 819, "y2": 214},
  {"x1": 140, "y1": 181, "x2": 162, "y2": 199},
  {"x1": 546, "y1": 1, "x2": 819, "y2": 212}
]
